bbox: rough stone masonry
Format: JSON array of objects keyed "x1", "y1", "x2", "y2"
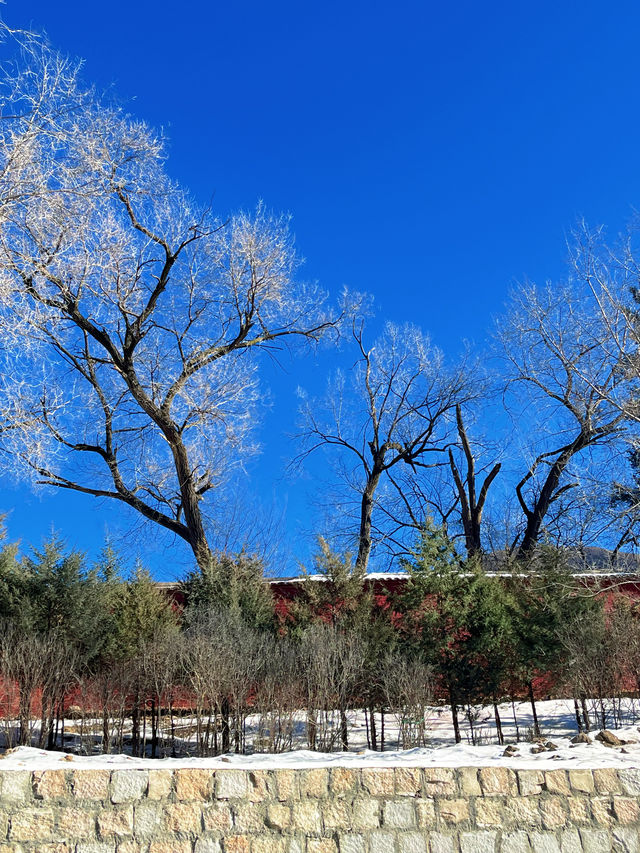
[{"x1": 1, "y1": 764, "x2": 640, "y2": 852}]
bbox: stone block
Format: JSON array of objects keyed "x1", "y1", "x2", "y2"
[
  {"x1": 540, "y1": 796, "x2": 569, "y2": 830},
  {"x1": 330, "y1": 769, "x2": 358, "y2": 797},
  {"x1": 499, "y1": 832, "x2": 532, "y2": 853},
  {"x1": 274, "y1": 771, "x2": 298, "y2": 801},
  {"x1": 299, "y1": 769, "x2": 328, "y2": 798},
  {"x1": 478, "y1": 767, "x2": 516, "y2": 796},
  {"x1": 251, "y1": 837, "x2": 286, "y2": 853},
  {"x1": 196, "y1": 841, "x2": 223, "y2": 853},
  {"x1": 134, "y1": 801, "x2": 163, "y2": 836},
  {"x1": 232, "y1": 801, "x2": 265, "y2": 833},
  {"x1": 203, "y1": 803, "x2": 233, "y2": 832},
  {"x1": 147, "y1": 770, "x2": 173, "y2": 800},
  {"x1": 399, "y1": 833, "x2": 428, "y2": 853},
  {"x1": 395, "y1": 768, "x2": 422, "y2": 796},
  {"x1": 291, "y1": 801, "x2": 322, "y2": 834},
  {"x1": 322, "y1": 799, "x2": 352, "y2": 830},
  {"x1": 559, "y1": 830, "x2": 583, "y2": 853},
  {"x1": 506, "y1": 796, "x2": 542, "y2": 827},
  {"x1": 369, "y1": 831, "x2": 395, "y2": 853},
  {"x1": 614, "y1": 797, "x2": 640, "y2": 825},
  {"x1": 352, "y1": 798, "x2": 380, "y2": 829},
  {"x1": 248, "y1": 771, "x2": 272, "y2": 802},
  {"x1": 339, "y1": 835, "x2": 366, "y2": 853},
  {"x1": 116, "y1": 841, "x2": 143, "y2": 853},
  {"x1": 529, "y1": 833, "x2": 561, "y2": 853},
  {"x1": 474, "y1": 797, "x2": 506, "y2": 828},
  {"x1": 288, "y1": 840, "x2": 303, "y2": 853},
  {"x1": 110, "y1": 772, "x2": 148, "y2": 803},
  {"x1": 29, "y1": 845, "x2": 69, "y2": 853},
  {"x1": 568, "y1": 771, "x2": 594, "y2": 795},
  {"x1": 612, "y1": 827, "x2": 639, "y2": 853},
  {"x1": 164, "y1": 802, "x2": 203, "y2": 835},
  {"x1": 307, "y1": 841, "x2": 337, "y2": 853},
  {"x1": 429, "y1": 834, "x2": 455, "y2": 853},
  {"x1": 72, "y1": 771, "x2": 111, "y2": 801},
  {"x1": 620, "y1": 770, "x2": 640, "y2": 797},
  {"x1": 216, "y1": 771, "x2": 248, "y2": 800},
  {"x1": 437, "y1": 797, "x2": 469, "y2": 825},
  {"x1": 149, "y1": 842, "x2": 192, "y2": 853},
  {"x1": 0, "y1": 772, "x2": 31, "y2": 804},
  {"x1": 175, "y1": 769, "x2": 213, "y2": 801},
  {"x1": 518, "y1": 770, "x2": 545, "y2": 796},
  {"x1": 422, "y1": 768, "x2": 457, "y2": 797},
  {"x1": 223, "y1": 837, "x2": 252, "y2": 853},
  {"x1": 593, "y1": 768, "x2": 622, "y2": 795},
  {"x1": 579, "y1": 829, "x2": 611, "y2": 853},
  {"x1": 459, "y1": 831, "x2": 497, "y2": 853},
  {"x1": 97, "y1": 807, "x2": 134, "y2": 838},
  {"x1": 458, "y1": 767, "x2": 481, "y2": 797},
  {"x1": 362, "y1": 769, "x2": 394, "y2": 797},
  {"x1": 56, "y1": 806, "x2": 96, "y2": 838},
  {"x1": 589, "y1": 796, "x2": 614, "y2": 827},
  {"x1": 415, "y1": 799, "x2": 436, "y2": 828},
  {"x1": 567, "y1": 797, "x2": 590, "y2": 826},
  {"x1": 382, "y1": 800, "x2": 415, "y2": 829},
  {"x1": 33, "y1": 770, "x2": 67, "y2": 799},
  {"x1": 265, "y1": 804, "x2": 291, "y2": 831},
  {"x1": 9, "y1": 807, "x2": 55, "y2": 841},
  {"x1": 543, "y1": 771, "x2": 570, "y2": 797},
  {"x1": 75, "y1": 844, "x2": 117, "y2": 853}
]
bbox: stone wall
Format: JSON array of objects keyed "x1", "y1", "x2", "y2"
[{"x1": 1, "y1": 764, "x2": 640, "y2": 852}]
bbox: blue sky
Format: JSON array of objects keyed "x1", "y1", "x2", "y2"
[{"x1": 2, "y1": 1, "x2": 640, "y2": 576}]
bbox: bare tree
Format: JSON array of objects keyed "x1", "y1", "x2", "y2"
[
  {"x1": 447, "y1": 405, "x2": 501, "y2": 558},
  {"x1": 298, "y1": 320, "x2": 474, "y2": 571},
  {"x1": 498, "y1": 280, "x2": 630, "y2": 560},
  {"x1": 0, "y1": 26, "x2": 346, "y2": 571}
]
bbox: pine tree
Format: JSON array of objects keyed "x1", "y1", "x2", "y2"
[
  {"x1": 398, "y1": 521, "x2": 516, "y2": 744},
  {"x1": 182, "y1": 551, "x2": 275, "y2": 631}
]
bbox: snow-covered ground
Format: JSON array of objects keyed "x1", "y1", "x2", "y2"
[{"x1": 2, "y1": 698, "x2": 640, "y2": 769}]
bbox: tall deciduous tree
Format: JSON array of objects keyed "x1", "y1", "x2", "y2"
[
  {"x1": 0, "y1": 26, "x2": 345, "y2": 572},
  {"x1": 298, "y1": 320, "x2": 473, "y2": 572},
  {"x1": 498, "y1": 278, "x2": 629, "y2": 560}
]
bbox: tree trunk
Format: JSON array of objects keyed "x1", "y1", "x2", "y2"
[
  {"x1": 221, "y1": 697, "x2": 231, "y2": 753},
  {"x1": 18, "y1": 688, "x2": 31, "y2": 746},
  {"x1": 528, "y1": 680, "x2": 540, "y2": 738},
  {"x1": 517, "y1": 436, "x2": 589, "y2": 561},
  {"x1": 493, "y1": 700, "x2": 504, "y2": 745},
  {"x1": 450, "y1": 689, "x2": 461, "y2": 744},
  {"x1": 369, "y1": 705, "x2": 377, "y2": 751},
  {"x1": 151, "y1": 698, "x2": 157, "y2": 759},
  {"x1": 574, "y1": 698, "x2": 584, "y2": 733},
  {"x1": 132, "y1": 698, "x2": 139, "y2": 756},
  {"x1": 511, "y1": 697, "x2": 520, "y2": 742},
  {"x1": 340, "y1": 709, "x2": 349, "y2": 752},
  {"x1": 355, "y1": 469, "x2": 382, "y2": 573},
  {"x1": 102, "y1": 708, "x2": 110, "y2": 753}
]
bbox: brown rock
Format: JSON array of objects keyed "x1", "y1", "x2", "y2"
[
  {"x1": 570, "y1": 733, "x2": 592, "y2": 744},
  {"x1": 596, "y1": 729, "x2": 624, "y2": 746}
]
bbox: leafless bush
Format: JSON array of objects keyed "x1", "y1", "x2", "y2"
[
  {"x1": 381, "y1": 652, "x2": 434, "y2": 748},
  {"x1": 298, "y1": 623, "x2": 366, "y2": 751},
  {"x1": 254, "y1": 636, "x2": 303, "y2": 753}
]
